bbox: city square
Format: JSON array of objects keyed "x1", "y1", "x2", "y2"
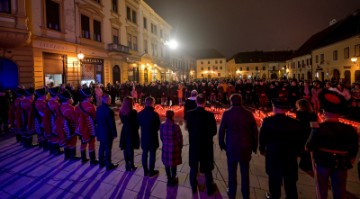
[{"x1": 1, "y1": 0, "x2": 360, "y2": 199}]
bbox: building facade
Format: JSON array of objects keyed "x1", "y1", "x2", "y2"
[{"x1": 0, "y1": 0, "x2": 180, "y2": 89}]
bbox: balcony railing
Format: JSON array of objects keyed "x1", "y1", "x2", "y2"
[{"x1": 108, "y1": 43, "x2": 130, "y2": 54}]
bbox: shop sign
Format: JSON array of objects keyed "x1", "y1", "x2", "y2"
[{"x1": 82, "y1": 58, "x2": 103, "y2": 64}]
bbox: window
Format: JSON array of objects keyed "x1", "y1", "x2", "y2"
[
  {"x1": 93, "y1": 20, "x2": 101, "y2": 42},
  {"x1": 208, "y1": 67, "x2": 210, "y2": 70},
  {"x1": 333, "y1": 50, "x2": 338, "y2": 60},
  {"x1": 81, "y1": 15, "x2": 90, "y2": 39},
  {"x1": 112, "y1": 28, "x2": 119, "y2": 44},
  {"x1": 160, "y1": 29, "x2": 163, "y2": 38},
  {"x1": 220, "y1": 60, "x2": 223, "y2": 64},
  {"x1": 220, "y1": 67, "x2": 223, "y2": 70},
  {"x1": 240, "y1": 67, "x2": 242, "y2": 71},
  {"x1": 320, "y1": 54, "x2": 324, "y2": 64},
  {"x1": 215, "y1": 60, "x2": 218, "y2": 64},
  {"x1": 127, "y1": 34, "x2": 132, "y2": 49},
  {"x1": 112, "y1": 0, "x2": 117, "y2": 13},
  {"x1": 355, "y1": 44, "x2": 360, "y2": 57},
  {"x1": 344, "y1": 47, "x2": 349, "y2": 59},
  {"x1": 215, "y1": 67, "x2": 218, "y2": 70},
  {"x1": 208, "y1": 61, "x2": 210, "y2": 64},
  {"x1": 0, "y1": 0, "x2": 11, "y2": 13},
  {"x1": 315, "y1": 55, "x2": 319, "y2": 63},
  {"x1": 154, "y1": 25, "x2": 157, "y2": 35},
  {"x1": 46, "y1": 0, "x2": 61, "y2": 31},
  {"x1": 302, "y1": 60, "x2": 305, "y2": 67},
  {"x1": 218, "y1": 73, "x2": 221, "y2": 77},
  {"x1": 143, "y1": 17, "x2": 147, "y2": 29},
  {"x1": 126, "y1": 7, "x2": 131, "y2": 21},
  {"x1": 93, "y1": 0, "x2": 100, "y2": 3},
  {"x1": 132, "y1": 10, "x2": 137, "y2": 24},
  {"x1": 151, "y1": 23, "x2": 154, "y2": 33},
  {"x1": 133, "y1": 36, "x2": 137, "y2": 51},
  {"x1": 255, "y1": 66, "x2": 258, "y2": 71},
  {"x1": 144, "y1": 39, "x2": 148, "y2": 53},
  {"x1": 201, "y1": 74, "x2": 204, "y2": 77},
  {"x1": 262, "y1": 66, "x2": 266, "y2": 71},
  {"x1": 246, "y1": 67, "x2": 249, "y2": 71},
  {"x1": 201, "y1": 67, "x2": 203, "y2": 70},
  {"x1": 201, "y1": 61, "x2": 203, "y2": 64}
]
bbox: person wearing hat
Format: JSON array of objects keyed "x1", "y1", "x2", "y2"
[
  {"x1": 186, "y1": 94, "x2": 217, "y2": 196},
  {"x1": 75, "y1": 88, "x2": 98, "y2": 165},
  {"x1": 160, "y1": 110, "x2": 183, "y2": 186},
  {"x1": 31, "y1": 88, "x2": 48, "y2": 150},
  {"x1": 259, "y1": 98, "x2": 302, "y2": 199},
  {"x1": 20, "y1": 88, "x2": 37, "y2": 148},
  {"x1": 13, "y1": 88, "x2": 26, "y2": 143},
  {"x1": 306, "y1": 90, "x2": 358, "y2": 199},
  {"x1": 56, "y1": 90, "x2": 80, "y2": 161},
  {"x1": 43, "y1": 87, "x2": 62, "y2": 155}
]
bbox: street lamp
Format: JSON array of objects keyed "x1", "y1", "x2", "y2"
[
  {"x1": 351, "y1": 57, "x2": 359, "y2": 69},
  {"x1": 165, "y1": 39, "x2": 179, "y2": 50}
]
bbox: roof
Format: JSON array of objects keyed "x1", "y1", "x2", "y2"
[
  {"x1": 229, "y1": 51, "x2": 294, "y2": 64},
  {"x1": 295, "y1": 9, "x2": 360, "y2": 56},
  {"x1": 192, "y1": 49, "x2": 226, "y2": 59}
]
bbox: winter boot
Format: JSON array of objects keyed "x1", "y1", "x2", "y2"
[
  {"x1": 69, "y1": 148, "x2": 81, "y2": 161},
  {"x1": 89, "y1": 151, "x2": 99, "y2": 165},
  {"x1": 64, "y1": 147, "x2": 70, "y2": 161},
  {"x1": 81, "y1": 150, "x2": 89, "y2": 163}
]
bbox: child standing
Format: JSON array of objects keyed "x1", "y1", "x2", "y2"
[{"x1": 160, "y1": 110, "x2": 183, "y2": 186}]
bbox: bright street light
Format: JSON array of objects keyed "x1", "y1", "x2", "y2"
[
  {"x1": 351, "y1": 57, "x2": 358, "y2": 63},
  {"x1": 165, "y1": 40, "x2": 179, "y2": 50}
]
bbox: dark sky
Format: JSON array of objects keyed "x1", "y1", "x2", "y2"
[{"x1": 144, "y1": 0, "x2": 360, "y2": 58}]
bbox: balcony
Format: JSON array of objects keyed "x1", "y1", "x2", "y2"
[{"x1": 108, "y1": 43, "x2": 130, "y2": 54}]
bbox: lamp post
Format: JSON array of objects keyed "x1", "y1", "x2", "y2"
[{"x1": 351, "y1": 57, "x2": 358, "y2": 68}]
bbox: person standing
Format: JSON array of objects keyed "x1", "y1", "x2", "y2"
[
  {"x1": 75, "y1": 88, "x2": 98, "y2": 165},
  {"x1": 138, "y1": 96, "x2": 161, "y2": 177},
  {"x1": 218, "y1": 93, "x2": 258, "y2": 199},
  {"x1": 57, "y1": 90, "x2": 80, "y2": 161},
  {"x1": 183, "y1": 90, "x2": 197, "y2": 121},
  {"x1": 295, "y1": 99, "x2": 317, "y2": 174},
  {"x1": 259, "y1": 99, "x2": 302, "y2": 199},
  {"x1": 306, "y1": 90, "x2": 358, "y2": 199},
  {"x1": 32, "y1": 88, "x2": 48, "y2": 149},
  {"x1": 119, "y1": 96, "x2": 140, "y2": 171},
  {"x1": 96, "y1": 93, "x2": 118, "y2": 171},
  {"x1": 160, "y1": 110, "x2": 183, "y2": 186},
  {"x1": 43, "y1": 87, "x2": 62, "y2": 155},
  {"x1": 186, "y1": 94, "x2": 217, "y2": 196}
]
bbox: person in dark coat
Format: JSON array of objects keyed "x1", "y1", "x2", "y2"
[
  {"x1": 160, "y1": 110, "x2": 183, "y2": 186},
  {"x1": 306, "y1": 90, "x2": 359, "y2": 199},
  {"x1": 138, "y1": 96, "x2": 161, "y2": 177},
  {"x1": 95, "y1": 94, "x2": 118, "y2": 171},
  {"x1": 186, "y1": 94, "x2": 217, "y2": 196},
  {"x1": 295, "y1": 99, "x2": 317, "y2": 174},
  {"x1": 218, "y1": 93, "x2": 258, "y2": 199},
  {"x1": 183, "y1": 90, "x2": 198, "y2": 120},
  {"x1": 259, "y1": 98, "x2": 302, "y2": 199},
  {"x1": 119, "y1": 96, "x2": 140, "y2": 172}
]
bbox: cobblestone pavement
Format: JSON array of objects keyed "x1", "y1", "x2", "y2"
[{"x1": 0, "y1": 107, "x2": 359, "y2": 199}]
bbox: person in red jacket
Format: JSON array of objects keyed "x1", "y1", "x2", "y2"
[
  {"x1": 13, "y1": 88, "x2": 26, "y2": 143},
  {"x1": 75, "y1": 88, "x2": 98, "y2": 165},
  {"x1": 56, "y1": 90, "x2": 80, "y2": 161},
  {"x1": 43, "y1": 87, "x2": 62, "y2": 155},
  {"x1": 22, "y1": 88, "x2": 36, "y2": 148},
  {"x1": 33, "y1": 88, "x2": 48, "y2": 149}
]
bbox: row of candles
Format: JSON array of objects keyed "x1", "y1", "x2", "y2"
[{"x1": 132, "y1": 103, "x2": 360, "y2": 133}]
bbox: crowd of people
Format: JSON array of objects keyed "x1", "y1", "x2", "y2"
[{"x1": 0, "y1": 77, "x2": 359, "y2": 199}]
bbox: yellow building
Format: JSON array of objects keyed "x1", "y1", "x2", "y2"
[
  {"x1": 227, "y1": 51, "x2": 292, "y2": 80},
  {"x1": 195, "y1": 49, "x2": 227, "y2": 79},
  {"x1": 288, "y1": 11, "x2": 360, "y2": 84},
  {"x1": 0, "y1": 0, "x2": 176, "y2": 89}
]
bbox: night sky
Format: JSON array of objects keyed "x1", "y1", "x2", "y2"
[{"x1": 144, "y1": 0, "x2": 360, "y2": 58}]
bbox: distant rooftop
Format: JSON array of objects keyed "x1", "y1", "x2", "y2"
[
  {"x1": 230, "y1": 51, "x2": 294, "y2": 64},
  {"x1": 295, "y1": 9, "x2": 360, "y2": 56}
]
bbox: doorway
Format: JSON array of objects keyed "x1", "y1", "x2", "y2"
[
  {"x1": 0, "y1": 58, "x2": 19, "y2": 89},
  {"x1": 112, "y1": 65, "x2": 120, "y2": 84}
]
